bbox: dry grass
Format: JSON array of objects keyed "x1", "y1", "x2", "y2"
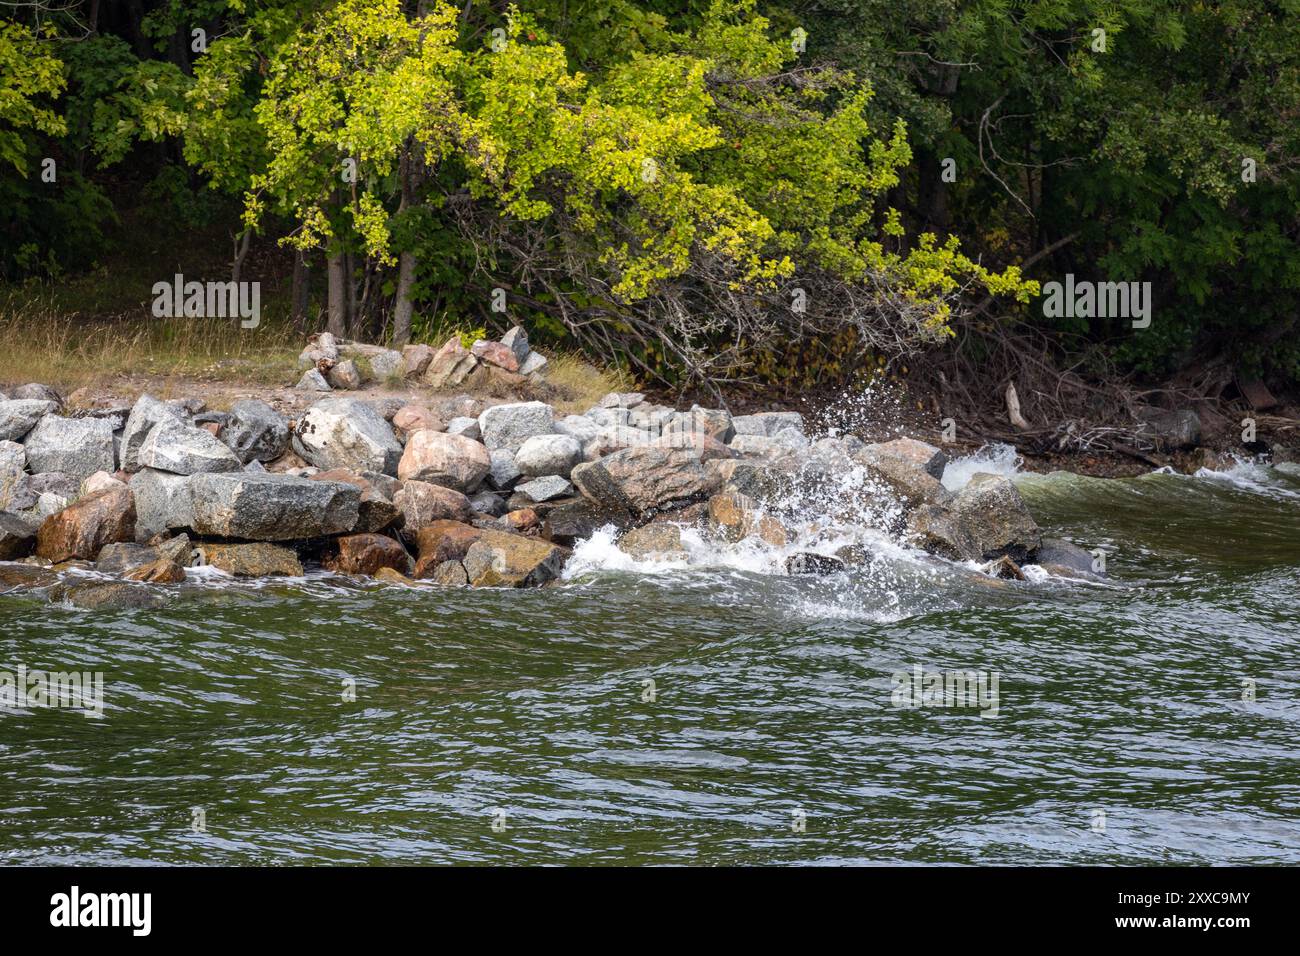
[
  {"x1": 0, "y1": 293, "x2": 300, "y2": 393},
  {"x1": 541, "y1": 352, "x2": 634, "y2": 414}
]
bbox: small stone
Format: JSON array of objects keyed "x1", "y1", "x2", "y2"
[
  {"x1": 401, "y1": 344, "x2": 436, "y2": 378},
  {"x1": 445, "y1": 416, "x2": 481, "y2": 440},
  {"x1": 515, "y1": 434, "x2": 581, "y2": 478},
  {"x1": 327, "y1": 359, "x2": 362, "y2": 390},
  {"x1": 123, "y1": 558, "x2": 187, "y2": 583},
  {"x1": 599, "y1": 392, "x2": 645, "y2": 409},
  {"x1": 471, "y1": 339, "x2": 521, "y2": 372},
  {"x1": 500, "y1": 326, "x2": 530, "y2": 363},
  {"x1": 522, "y1": 353, "x2": 547, "y2": 385},
  {"x1": 515, "y1": 475, "x2": 573, "y2": 502},
  {"x1": 296, "y1": 368, "x2": 331, "y2": 391},
  {"x1": 502, "y1": 508, "x2": 539, "y2": 533},
  {"x1": 784, "y1": 552, "x2": 845, "y2": 575}
]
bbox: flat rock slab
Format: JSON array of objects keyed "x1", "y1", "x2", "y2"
[{"x1": 188, "y1": 472, "x2": 360, "y2": 541}]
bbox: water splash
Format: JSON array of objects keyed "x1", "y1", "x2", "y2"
[{"x1": 941, "y1": 442, "x2": 1023, "y2": 491}]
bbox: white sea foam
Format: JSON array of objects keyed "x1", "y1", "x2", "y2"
[{"x1": 941, "y1": 442, "x2": 1023, "y2": 491}]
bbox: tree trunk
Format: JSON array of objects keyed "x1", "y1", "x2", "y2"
[
  {"x1": 391, "y1": 144, "x2": 419, "y2": 346},
  {"x1": 230, "y1": 229, "x2": 252, "y2": 285},
  {"x1": 291, "y1": 249, "x2": 310, "y2": 330},
  {"x1": 326, "y1": 252, "x2": 347, "y2": 337}
]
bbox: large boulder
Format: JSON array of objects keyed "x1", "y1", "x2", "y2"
[
  {"x1": 329, "y1": 533, "x2": 410, "y2": 576},
  {"x1": 219, "y1": 400, "x2": 289, "y2": 464},
  {"x1": 139, "y1": 416, "x2": 243, "y2": 475},
  {"x1": 0, "y1": 399, "x2": 58, "y2": 442},
  {"x1": 22, "y1": 416, "x2": 116, "y2": 480},
  {"x1": 0, "y1": 512, "x2": 39, "y2": 560},
  {"x1": 412, "y1": 520, "x2": 485, "y2": 577},
  {"x1": 669, "y1": 407, "x2": 735, "y2": 444},
  {"x1": 130, "y1": 468, "x2": 195, "y2": 540},
  {"x1": 570, "y1": 446, "x2": 723, "y2": 518},
  {"x1": 706, "y1": 490, "x2": 787, "y2": 546},
  {"x1": 397, "y1": 430, "x2": 490, "y2": 491},
  {"x1": 905, "y1": 504, "x2": 979, "y2": 562},
  {"x1": 617, "y1": 523, "x2": 688, "y2": 561},
  {"x1": 10, "y1": 383, "x2": 61, "y2": 405},
  {"x1": 461, "y1": 528, "x2": 568, "y2": 587},
  {"x1": 727, "y1": 434, "x2": 799, "y2": 462},
  {"x1": 309, "y1": 469, "x2": 401, "y2": 533},
  {"x1": 35, "y1": 486, "x2": 136, "y2": 562},
  {"x1": 394, "y1": 479, "x2": 475, "y2": 528},
  {"x1": 488, "y1": 448, "x2": 522, "y2": 490},
  {"x1": 861, "y1": 437, "x2": 948, "y2": 480},
  {"x1": 1135, "y1": 406, "x2": 1202, "y2": 451},
  {"x1": 194, "y1": 541, "x2": 303, "y2": 577},
  {"x1": 478, "y1": 401, "x2": 555, "y2": 452},
  {"x1": 96, "y1": 534, "x2": 192, "y2": 575},
  {"x1": 583, "y1": 425, "x2": 651, "y2": 460},
  {"x1": 949, "y1": 473, "x2": 1041, "y2": 561},
  {"x1": 120, "y1": 394, "x2": 185, "y2": 471},
  {"x1": 854, "y1": 442, "x2": 951, "y2": 510},
  {"x1": 515, "y1": 434, "x2": 581, "y2": 478},
  {"x1": 539, "y1": 497, "x2": 622, "y2": 546},
  {"x1": 292, "y1": 397, "x2": 403, "y2": 475},
  {"x1": 188, "y1": 472, "x2": 360, "y2": 541}
]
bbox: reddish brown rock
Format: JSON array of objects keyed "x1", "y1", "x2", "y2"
[
  {"x1": 36, "y1": 486, "x2": 136, "y2": 562},
  {"x1": 330, "y1": 533, "x2": 410, "y2": 576},
  {"x1": 397, "y1": 430, "x2": 490, "y2": 490},
  {"x1": 502, "y1": 508, "x2": 539, "y2": 533},
  {"x1": 413, "y1": 520, "x2": 485, "y2": 577},
  {"x1": 123, "y1": 558, "x2": 187, "y2": 583},
  {"x1": 401, "y1": 344, "x2": 436, "y2": 379},
  {"x1": 471, "y1": 340, "x2": 521, "y2": 373},
  {"x1": 391, "y1": 404, "x2": 442, "y2": 441},
  {"x1": 395, "y1": 479, "x2": 475, "y2": 528},
  {"x1": 423, "y1": 337, "x2": 478, "y2": 389},
  {"x1": 310, "y1": 468, "x2": 402, "y2": 533}
]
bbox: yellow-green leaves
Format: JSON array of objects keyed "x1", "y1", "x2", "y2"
[{"x1": 0, "y1": 19, "x2": 68, "y2": 174}]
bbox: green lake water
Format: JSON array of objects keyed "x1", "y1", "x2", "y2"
[{"x1": 2, "y1": 453, "x2": 1298, "y2": 864}]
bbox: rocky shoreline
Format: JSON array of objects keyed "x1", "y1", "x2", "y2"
[{"x1": 0, "y1": 329, "x2": 1108, "y2": 608}]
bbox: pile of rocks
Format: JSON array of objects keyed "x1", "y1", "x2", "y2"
[
  {"x1": 295, "y1": 327, "x2": 548, "y2": 393},
  {"x1": 0, "y1": 376, "x2": 1078, "y2": 605}
]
